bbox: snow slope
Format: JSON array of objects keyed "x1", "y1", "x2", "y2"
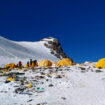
[
  {"x1": 0, "y1": 64, "x2": 105, "y2": 105},
  {"x1": 0, "y1": 36, "x2": 59, "y2": 66},
  {"x1": 15, "y1": 39, "x2": 58, "y2": 61}
]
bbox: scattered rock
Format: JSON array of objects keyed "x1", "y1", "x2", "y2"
[
  {"x1": 80, "y1": 67, "x2": 86, "y2": 70},
  {"x1": 61, "y1": 97, "x2": 66, "y2": 100},
  {"x1": 27, "y1": 99, "x2": 33, "y2": 102},
  {"x1": 5, "y1": 80, "x2": 11, "y2": 83},
  {"x1": 95, "y1": 70, "x2": 103, "y2": 73},
  {"x1": 55, "y1": 75, "x2": 62, "y2": 78},
  {"x1": 36, "y1": 104, "x2": 40, "y2": 105},
  {"x1": 41, "y1": 72, "x2": 45, "y2": 75},
  {"x1": 81, "y1": 70, "x2": 87, "y2": 73},
  {"x1": 15, "y1": 87, "x2": 26, "y2": 94},
  {"x1": 6, "y1": 72, "x2": 25, "y2": 76},
  {"x1": 48, "y1": 84, "x2": 54, "y2": 87},
  {"x1": 47, "y1": 75, "x2": 52, "y2": 78},
  {"x1": 36, "y1": 102, "x2": 47, "y2": 105},
  {"x1": 40, "y1": 76, "x2": 45, "y2": 79}
]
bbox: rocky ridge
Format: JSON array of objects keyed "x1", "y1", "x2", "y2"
[{"x1": 41, "y1": 37, "x2": 69, "y2": 59}]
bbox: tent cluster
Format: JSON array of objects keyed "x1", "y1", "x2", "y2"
[
  {"x1": 4, "y1": 61, "x2": 22, "y2": 70},
  {"x1": 3, "y1": 57, "x2": 105, "y2": 70},
  {"x1": 4, "y1": 63, "x2": 15, "y2": 70},
  {"x1": 38, "y1": 58, "x2": 73, "y2": 67},
  {"x1": 3, "y1": 58, "x2": 73, "y2": 69}
]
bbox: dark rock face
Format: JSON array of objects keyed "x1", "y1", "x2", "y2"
[{"x1": 41, "y1": 37, "x2": 70, "y2": 59}]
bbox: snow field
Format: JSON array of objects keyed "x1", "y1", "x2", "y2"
[{"x1": 0, "y1": 65, "x2": 105, "y2": 105}]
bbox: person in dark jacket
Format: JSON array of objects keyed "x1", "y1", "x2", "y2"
[
  {"x1": 27, "y1": 61, "x2": 29, "y2": 67},
  {"x1": 30, "y1": 59, "x2": 32, "y2": 67},
  {"x1": 33, "y1": 60, "x2": 38, "y2": 66}
]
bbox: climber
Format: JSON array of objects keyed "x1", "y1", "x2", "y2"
[
  {"x1": 31, "y1": 61, "x2": 35, "y2": 68},
  {"x1": 15, "y1": 64, "x2": 18, "y2": 68},
  {"x1": 27, "y1": 61, "x2": 29, "y2": 67},
  {"x1": 18, "y1": 61, "x2": 22, "y2": 68},
  {"x1": 31, "y1": 60, "x2": 38, "y2": 68},
  {"x1": 33, "y1": 60, "x2": 38, "y2": 66},
  {"x1": 30, "y1": 59, "x2": 32, "y2": 67}
]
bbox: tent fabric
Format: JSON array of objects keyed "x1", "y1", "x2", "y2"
[
  {"x1": 7, "y1": 77, "x2": 15, "y2": 81},
  {"x1": 96, "y1": 58, "x2": 105, "y2": 68},
  {"x1": 24, "y1": 64, "x2": 28, "y2": 68},
  {"x1": 56, "y1": 58, "x2": 73, "y2": 66},
  {"x1": 4, "y1": 63, "x2": 15, "y2": 69},
  {"x1": 38, "y1": 59, "x2": 52, "y2": 66}
]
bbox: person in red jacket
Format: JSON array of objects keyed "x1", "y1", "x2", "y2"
[{"x1": 18, "y1": 61, "x2": 22, "y2": 68}]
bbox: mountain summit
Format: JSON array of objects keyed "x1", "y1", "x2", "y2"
[{"x1": 40, "y1": 37, "x2": 69, "y2": 59}]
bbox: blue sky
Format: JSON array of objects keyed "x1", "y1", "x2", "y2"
[{"x1": 0, "y1": 0, "x2": 105, "y2": 62}]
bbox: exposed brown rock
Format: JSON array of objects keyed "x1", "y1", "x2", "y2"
[{"x1": 41, "y1": 37, "x2": 71, "y2": 60}]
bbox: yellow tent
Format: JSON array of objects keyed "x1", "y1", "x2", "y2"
[
  {"x1": 56, "y1": 58, "x2": 73, "y2": 66},
  {"x1": 96, "y1": 58, "x2": 105, "y2": 68},
  {"x1": 38, "y1": 59, "x2": 52, "y2": 66},
  {"x1": 27, "y1": 83, "x2": 31, "y2": 88},
  {"x1": 24, "y1": 64, "x2": 28, "y2": 68},
  {"x1": 4, "y1": 63, "x2": 15, "y2": 69},
  {"x1": 7, "y1": 77, "x2": 15, "y2": 81}
]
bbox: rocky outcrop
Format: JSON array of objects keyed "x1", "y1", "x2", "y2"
[{"x1": 41, "y1": 37, "x2": 70, "y2": 59}]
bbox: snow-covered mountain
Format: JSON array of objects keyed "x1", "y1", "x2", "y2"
[{"x1": 0, "y1": 36, "x2": 69, "y2": 65}]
